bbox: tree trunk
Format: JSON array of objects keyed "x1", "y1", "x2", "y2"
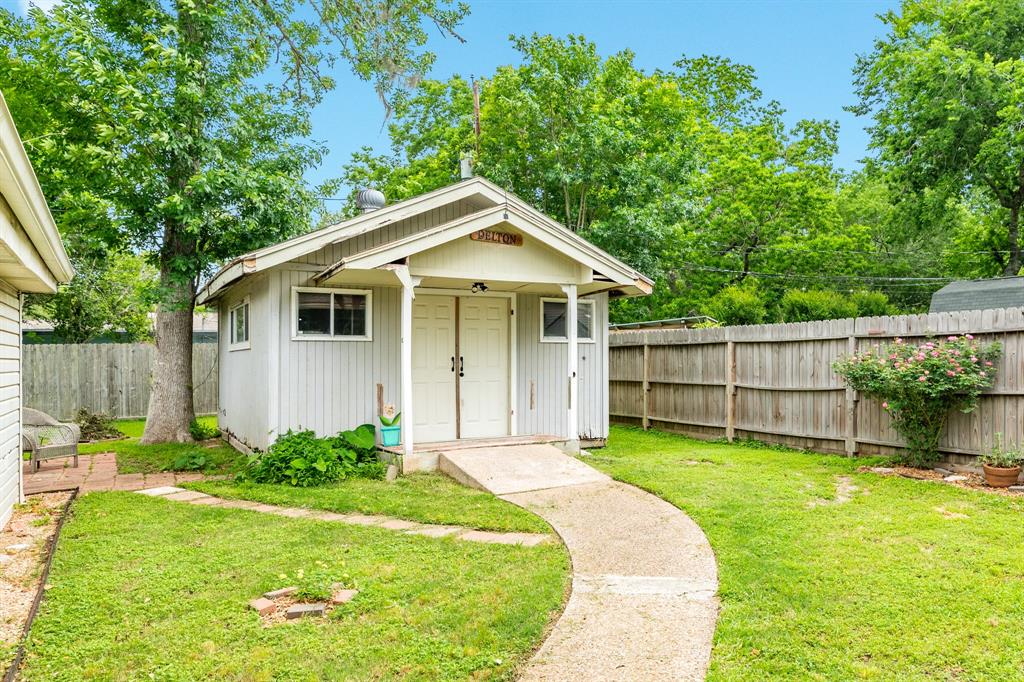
[
  {"x1": 1006, "y1": 204, "x2": 1021, "y2": 276},
  {"x1": 140, "y1": 275, "x2": 196, "y2": 443}
]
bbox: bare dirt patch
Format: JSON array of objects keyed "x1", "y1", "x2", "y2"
[
  {"x1": 860, "y1": 465, "x2": 1023, "y2": 498},
  {"x1": 807, "y1": 476, "x2": 860, "y2": 508},
  {"x1": 1, "y1": 492, "x2": 71, "y2": 669}
]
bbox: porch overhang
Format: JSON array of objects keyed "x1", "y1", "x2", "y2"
[{"x1": 311, "y1": 204, "x2": 653, "y2": 297}]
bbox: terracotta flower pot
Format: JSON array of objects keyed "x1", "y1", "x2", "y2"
[{"x1": 982, "y1": 464, "x2": 1021, "y2": 488}]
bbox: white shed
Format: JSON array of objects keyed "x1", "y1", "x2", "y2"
[
  {"x1": 198, "y1": 177, "x2": 651, "y2": 472},
  {"x1": 0, "y1": 91, "x2": 74, "y2": 527}
]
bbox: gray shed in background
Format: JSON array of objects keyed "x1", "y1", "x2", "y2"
[{"x1": 930, "y1": 277, "x2": 1024, "y2": 313}]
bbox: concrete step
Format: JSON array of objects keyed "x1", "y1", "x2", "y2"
[{"x1": 438, "y1": 443, "x2": 610, "y2": 495}]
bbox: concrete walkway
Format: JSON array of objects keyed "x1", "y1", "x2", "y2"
[
  {"x1": 135, "y1": 486, "x2": 555, "y2": 547},
  {"x1": 23, "y1": 454, "x2": 207, "y2": 495},
  {"x1": 441, "y1": 445, "x2": 720, "y2": 681}
]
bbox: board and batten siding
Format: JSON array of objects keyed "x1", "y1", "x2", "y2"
[
  {"x1": 272, "y1": 268, "x2": 402, "y2": 441},
  {"x1": 0, "y1": 282, "x2": 20, "y2": 529},
  {"x1": 516, "y1": 292, "x2": 608, "y2": 441},
  {"x1": 218, "y1": 275, "x2": 270, "y2": 450}
]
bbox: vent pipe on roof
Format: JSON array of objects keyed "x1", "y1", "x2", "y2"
[
  {"x1": 459, "y1": 155, "x2": 473, "y2": 180},
  {"x1": 355, "y1": 188, "x2": 386, "y2": 213}
]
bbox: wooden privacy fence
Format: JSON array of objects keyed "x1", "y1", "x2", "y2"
[
  {"x1": 24, "y1": 343, "x2": 218, "y2": 420},
  {"x1": 609, "y1": 306, "x2": 1024, "y2": 462}
]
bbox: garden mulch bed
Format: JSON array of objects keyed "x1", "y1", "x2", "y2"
[
  {"x1": 1, "y1": 492, "x2": 72, "y2": 674},
  {"x1": 860, "y1": 465, "x2": 1024, "y2": 498}
]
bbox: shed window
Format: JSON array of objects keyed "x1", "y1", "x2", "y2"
[
  {"x1": 541, "y1": 298, "x2": 595, "y2": 342},
  {"x1": 229, "y1": 299, "x2": 250, "y2": 350},
  {"x1": 294, "y1": 288, "x2": 372, "y2": 340}
]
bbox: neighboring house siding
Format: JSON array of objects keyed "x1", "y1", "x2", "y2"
[
  {"x1": 516, "y1": 292, "x2": 609, "y2": 441},
  {"x1": 218, "y1": 276, "x2": 269, "y2": 450},
  {"x1": 0, "y1": 282, "x2": 19, "y2": 529},
  {"x1": 273, "y1": 268, "x2": 402, "y2": 439}
]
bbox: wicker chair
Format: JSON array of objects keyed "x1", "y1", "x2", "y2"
[{"x1": 22, "y1": 407, "x2": 80, "y2": 472}]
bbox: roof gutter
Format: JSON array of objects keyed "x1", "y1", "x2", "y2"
[{"x1": 0, "y1": 91, "x2": 74, "y2": 286}]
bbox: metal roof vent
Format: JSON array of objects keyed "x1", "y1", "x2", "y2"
[{"x1": 355, "y1": 188, "x2": 386, "y2": 213}]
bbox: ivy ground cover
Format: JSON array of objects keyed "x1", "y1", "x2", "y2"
[{"x1": 589, "y1": 426, "x2": 1024, "y2": 681}]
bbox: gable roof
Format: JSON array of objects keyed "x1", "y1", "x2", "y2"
[
  {"x1": 930, "y1": 277, "x2": 1024, "y2": 314},
  {"x1": 197, "y1": 176, "x2": 652, "y2": 303}
]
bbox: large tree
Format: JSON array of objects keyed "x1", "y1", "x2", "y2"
[
  {"x1": 852, "y1": 0, "x2": 1024, "y2": 275},
  {"x1": 1, "y1": 0, "x2": 467, "y2": 442}
]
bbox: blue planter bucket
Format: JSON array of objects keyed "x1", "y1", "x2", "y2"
[{"x1": 380, "y1": 425, "x2": 401, "y2": 447}]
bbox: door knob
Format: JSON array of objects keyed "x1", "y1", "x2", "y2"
[
  {"x1": 451, "y1": 356, "x2": 455, "y2": 372},
  {"x1": 459, "y1": 356, "x2": 464, "y2": 377}
]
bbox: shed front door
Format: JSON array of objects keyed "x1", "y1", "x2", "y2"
[
  {"x1": 411, "y1": 295, "x2": 510, "y2": 443},
  {"x1": 458, "y1": 297, "x2": 510, "y2": 439},
  {"x1": 411, "y1": 295, "x2": 458, "y2": 442}
]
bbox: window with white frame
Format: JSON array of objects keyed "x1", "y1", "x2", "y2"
[
  {"x1": 540, "y1": 298, "x2": 595, "y2": 342},
  {"x1": 293, "y1": 287, "x2": 372, "y2": 340},
  {"x1": 229, "y1": 298, "x2": 250, "y2": 350}
]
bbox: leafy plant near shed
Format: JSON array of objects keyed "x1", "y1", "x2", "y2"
[{"x1": 243, "y1": 425, "x2": 385, "y2": 487}]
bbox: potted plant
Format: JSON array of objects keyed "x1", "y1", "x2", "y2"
[
  {"x1": 980, "y1": 434, "x2": 1022, "y2": 488},
  {"x1": 379, "y1": 404, "x2": 401, "y2": 447}
]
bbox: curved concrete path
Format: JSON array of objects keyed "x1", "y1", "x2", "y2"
[{"x1": 440, "y1": 445, "x2": 720, "y2": 681}]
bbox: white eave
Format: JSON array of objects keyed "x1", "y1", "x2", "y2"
[
  {"x1": 0, "y1": 90, "x2": 74, "y2": 292},
  {"x1": 196, "y1": 176, "x2": 652, "y2": 304}
]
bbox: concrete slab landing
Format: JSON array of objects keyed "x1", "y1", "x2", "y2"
[{"x1": 438, "y1": 443, "x2": 609, "y2": 495}]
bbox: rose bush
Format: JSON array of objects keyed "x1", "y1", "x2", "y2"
[{"x1": 834, "y1": 334, "x2": 1001, "y2": 466}]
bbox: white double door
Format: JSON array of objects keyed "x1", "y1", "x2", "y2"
[{"x1": 412, "y1": 295, "x2": 510, "y2": 442}]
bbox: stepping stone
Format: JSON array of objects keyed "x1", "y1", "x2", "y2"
[
  {"x1": 189, "y1": 497, "x2": 225, "y2": 506},
  {"x1": 285, "y1": 603, "x2": 326, "y2": 619},
  {"x1": 6, "y1": 543, "x2": 31, "y2": 552},
  {"x1": 136, "y1": 486, "x2": 186, "y2": 496},
  {"x1": 378, "y1": 519, "x2": 419, "y2": 531},
  {"x1": 164, "y1": 490, "x2": 211, "y2": 502},
  {"x1": 338, "y1": 514, "x2": 384, "y2": 526},
  {"x1": 331, "y1": 589, "x2": 358, "y2": 605},
  {"x1": 249, "y1": 597, "x2": 276, "y2": 615},
  {"x1": 458, "y1": 530, "x2": 518, "y2": 544},
  {"x1": 270, "y1": 507, "x2": 311, "y2": 518},
  {"x1": 406, "y1": 525, "x2": 462, "y2": 538},
  {"x1": 311, "y1": 511, "x2": 350, "y2": 522},
  {"x1": 943, "y1": 475, "x2": 969, "y2": 482},
  {"x1": 264, "y1": 586, "x2": 298, "y2": 599},
  {"x1": 1009, "y1": 485, "x2": 1024, "y2": 492}
]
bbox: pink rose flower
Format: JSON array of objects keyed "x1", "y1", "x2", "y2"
[
  {"x1": 918, "y1": 376, "x2": 927, "y2": 382},
  {"x1": 980, "y1": 371, "x2": 987, "y2": 377},
  {"x1": 882, "y1": 401, "x2": 889, "y2": 409},
  {"x1": 947, "y1": 370, "x2": 955, "y2": 376},
  {"x1": 985, "y1": 361, "x2": 993, "y2": 367},
  {"x1": 966, "y1": 334, "x2": 974, "y2": 340},
  {"x1": 947, "y1": 336, "x2": 957, "y2": 341}
]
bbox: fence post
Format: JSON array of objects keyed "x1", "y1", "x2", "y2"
[
  {"x1": 726, "y1": 339, "x2": 736, "y2": 442},
  {"x1": 642, "y1": 341, "x2": 650, "y2": 430},
  {"x1": 845, "y1": 334, "x2": 858, "y2": 457}
]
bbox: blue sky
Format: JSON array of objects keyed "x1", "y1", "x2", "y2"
[
  {"x1": 311, "y1": 0, "x2": 898, "y2": 194},
  {"x1": 11, "y1": 0, "x2": 898, "y2": 193}
]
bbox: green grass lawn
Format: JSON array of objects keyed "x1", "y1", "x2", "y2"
[
  {"x1": 20, "y1": 492, "x2": 568, "y2": 681},
  {"x1": 187, "y1": 474, "x2": 550, "y2": 534},
  {"x1": 78, "y1": 416, "x2": 244, "y2": 475},
  {"x1": 588, "y1": 426, "x2": 1024, "y2": 681}
]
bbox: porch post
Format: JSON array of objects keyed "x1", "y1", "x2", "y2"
[
  {"x1": 396, "y1": 266, "x2": 421, "y2": 459},
  {"x1": 562, "y1": 284, "x2": 579, "y2": 448}
]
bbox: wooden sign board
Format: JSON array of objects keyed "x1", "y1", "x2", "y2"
[{"x1": 470, "y1": 229, "x2": 523, "y2": 247}]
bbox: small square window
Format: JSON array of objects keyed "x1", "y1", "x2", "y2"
[
  {"x1": 541, "y1": 299, "x2": 595, "y2": 342},
  {"x1": 293, "y1": 288, "x2": 372, "y2": 341},
  {"x1": 229, "y1": 299, "x2": 250, "y2": 349}
]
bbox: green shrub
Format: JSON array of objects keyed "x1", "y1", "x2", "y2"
[
  {"x1": 979, "y1": 433, "x2": 1023, "y2": 468},
  {"x1": 169, "y1": 451, "x2": 208, "y2": 471},
  {"x1": 243, "y1": 426, "x2": 382, "y2": 487},
  {"x1": 74, "y1": 408, "x2": 122, "y2": 441},
  {"x1": 189, "y1": 418, "x2": 221, "y2": 441},
  {"x1": 834, "y1": 334, "x2": 1001, "y2": 466},
  {"x1": 703, "y1": 285, "x2": 767, "y2": 326},
  {"x1": 849, "y1": 290, "x2": 893, "y2": 317},
  {"x1": 778, "y1": 289, "x2": 857, "y2": 322}
]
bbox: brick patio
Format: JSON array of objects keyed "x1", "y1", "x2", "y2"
[{"x1": 22, "y1": 454, "x2": 206, "y2": 495}]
